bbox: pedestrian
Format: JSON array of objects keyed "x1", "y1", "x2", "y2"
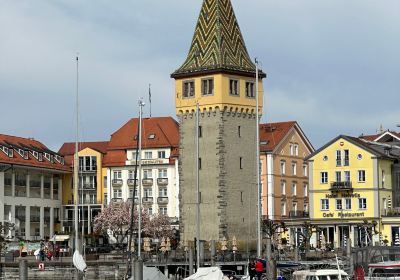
[
  {"x1": 248, "y1": 260, "x2": 256, "y2": 280},
  {"x1": 255, "y1": 258, "x2": 264, "y2": 280}
]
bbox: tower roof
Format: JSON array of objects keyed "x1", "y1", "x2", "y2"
[{"x1": 171, "y1": 0, "x2": 264, "y2": 79}]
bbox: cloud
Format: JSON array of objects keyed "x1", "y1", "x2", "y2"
[{"x1": 0, "y1": 0, "x2": 399, "y2": 150}]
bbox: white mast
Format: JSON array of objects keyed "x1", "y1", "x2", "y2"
[
  {"x1": 255, "y1": 59, "x2": 262, "y2": 257},
  {"x1": 196, "y1": 102, "x2": 200, "y2": 269},
  {"x1": 137, "y1": 99, "x2": 145, "y2": 257},
  {"x1": 74, "y1": 55, "x2": 80, "y2": 254}
]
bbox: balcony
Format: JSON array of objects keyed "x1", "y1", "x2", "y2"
[
  {"x1": 127, "y1": 197, "x2": 139, "y2": 203},
  {"x1": 142, "y1": 197, "x2": 154, "y2": 204},
  {"x1": 382, "y1": 208, "x2": 400, "y2": 217},
  {"x1": 281, "y1": 194, "x2": 286, "y2": 200},
  {"x1": 157, "y1": 178, "x2": 168, "y2": 186},
  {"x1": 127, "y1": 179, "x2": 138, "y2": 186},
  {"x1": 288, "y1": 211, "x2": 309, "y2": 218},
  {"x1": 330, "y1": 181, "x2": 352, "y2": 191},
  {"x1": 30, "y1": 216, "x2": 40, "y2": 222},
  {"x1": 81, "y1": 183, "x2": 96, "y2": 190},
  {"x1": 157, "y1": 197, "x2": 169, "y2": 204},
  {"x1": 112, "y1": 179, "x2": 123, "y2": 187},
  {"x1": 111, "y1": 198, "x2": 123, "y2": 203},
  {"x1": 142, "y1": 178, "x2": 153, "y2": 186}
]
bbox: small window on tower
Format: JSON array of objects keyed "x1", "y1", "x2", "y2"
[
  {"x1": 238, "y1": 126, "x2": 241, "y2": 137},
  {"x1": 183, "y1": 80, "x2": 195, "y2": 98},
  {"x1": 201, "y1": 78, "x2": 214, "y2": 96},
  {"x1": 198, "y1": 126, "x2": 202, "y2": 138},
  {"x1": 229, "y1": 79, "x2": 239, "y2": 96},
  {"x1": 245, "y1": 81, "x2": 255, "y2": 98},
  {"x1": 240, "y1": 157, "x2": 243, "y2": 169}
]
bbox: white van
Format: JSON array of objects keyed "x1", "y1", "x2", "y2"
[{"x1": 292, "y1": 269, "x2": 349, "y2": 280}]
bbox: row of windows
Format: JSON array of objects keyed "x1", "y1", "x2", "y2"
[
  {"x1": 280, "y1": 181, "x2": 308, "y2": 196},
  {"x1": 132, "y1": 150, "x2": 166, "y2": 160},
  {"x1": 182, "y1": 79, "x2": 256, "y2": 98},
  {"x1": 321, "y1": 198, "x2": 367, "y2": 210},
  {"x1": 320, "y1": 170, "x2": 366, "y2": 183},
  {"x1": 280, "y1": 161, "x2": 308, "y2": 177},
  {"x1": 0, "y1": 145, "x2": 64, "y2": 164},
  {"x1": 112, "y1": 187, "x2": 168, "y2": 198},
  {"x1": 280, "y1": 202, "x2": 309, "y2": 216},
  {"x1": 79, "y1": 156, "x2": 97, "y2": 171},
  {"x1": 113, "y1": 169, "x2": 168, "y2": 179}
]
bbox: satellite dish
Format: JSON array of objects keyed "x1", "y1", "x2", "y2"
[{"x1": 73, "y1": 250, "x2": 87, "y2": 273}]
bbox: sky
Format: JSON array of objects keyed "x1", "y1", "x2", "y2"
[{"x1": 1, "y1": 0, "x2": 399, "y2": 151}]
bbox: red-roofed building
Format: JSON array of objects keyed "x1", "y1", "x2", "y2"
[
  {"x1": 104, "y1": 117, "x2": 180, "y2": 221},
  {"x1": 0, "y1": 134, "x2": 69, "y2": 240},
  {"x1": 259, "y1": 121, "x2": 314, "y2": 240}
]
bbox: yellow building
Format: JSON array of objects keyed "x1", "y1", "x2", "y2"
[
  {"x1": 58, "y1": 142, "x2": 108, "y2": 235},
  {"x1": 306, "y1": 135, "x2": 400, "y2": 248}
]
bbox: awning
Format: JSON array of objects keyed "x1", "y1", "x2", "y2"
[{"x1": 50, "y1": 235, "x2": 70, "y2": 242}]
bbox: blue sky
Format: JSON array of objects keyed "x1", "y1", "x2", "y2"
[{"x1": 1, "y1": 0, "x2": 399, "y2": 150}]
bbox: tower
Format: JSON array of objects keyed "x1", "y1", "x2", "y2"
[{"x1": 171, "y1": 0, "x2": 265, "y2": 242}]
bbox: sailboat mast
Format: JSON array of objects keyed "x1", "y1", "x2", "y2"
[
  {"x1": 74, "y1": 55, "x2": 80, "y2": 253},
  {"x1": 196, "y1": 102, "x2": 200, "y2": 269},
  {"x1": 138, "y1": 99, "x2": 145, "y2": 257},
  {"x1": 255, "y1": 59, "x2": 262, "y2": 257}
]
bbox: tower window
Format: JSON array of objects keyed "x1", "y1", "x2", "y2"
[
  {"x1": 183, "y1": 80, "x2": 195, "y2": 98},
  {"x1": 201, "y1": 78, "x2": 214, "y2": 96},
  {"x1": 198, "y1": 126, "x2": 202, "y2": 138},
  {"x1": 240, "y1": 157, "x2": 243, "y2": 169},
  {"x1": 245, "y1": 81, "x2": 255, "y2": 98},
  {"x1": 198, "y1": 158, "x2": 202, "y2": 170},
  {"x1": 229, "y1": 79, "x2": 239, "y2": 96},
  {"x1": 238, "y1": 126, "x2": 241, "y2": 137}
]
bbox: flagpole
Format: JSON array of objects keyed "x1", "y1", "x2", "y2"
[
  {"x1": 255, "y1": 58, "x2": 262, "y2": 258},
  {"x1": 74, "y1": 54, "x2": 80, "y2": 254},
  {"x1": 148, "y1": 84, "x2": 152, "y2": 118}
]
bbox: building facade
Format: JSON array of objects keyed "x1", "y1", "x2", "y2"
[
  {"x1": 171, "y1": 0, "x2": 265, "y2": 241},
  {"x1": 58, "y1": 142, "x2": 108, "y2": 235},
  {"x1": 259, "y1": 121, "x2": 314, "y2": 244},
  {"x1": 307, "y1": 135, "x2": 400, "y2": 248},
  {"x1": 0, "y1": 134, "x2": 68, "y2": 240},
  {"x1": 103, "y1": 117, "x2": 180, "y2": 220}
]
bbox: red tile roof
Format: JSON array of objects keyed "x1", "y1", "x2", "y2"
[
  {"x1": 0, "y1": 134, "x2": 70, "y2": 172},
  {"x1": 259, "y1": 121, "x2": 297, "y2": 152},
  {"x1": 103, "y1": 117, "x2": 179, "y2": 167},
  {"x1": 58, "y1": 141, "x2": 109, "y2": 156},
  {"x1": 359, "y1": 134, "x2": 381, "y2": 141}
]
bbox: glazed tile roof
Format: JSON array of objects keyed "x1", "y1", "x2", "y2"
[
  {"x1": 171, "y1": 0, "x2": 264, "y2": 78},
  {"x1": 103, "y1": 117, "x2": 179, "y2": 167},
  {"x1": 0, "y1": 134, "x2": 70, "y2": 172}
]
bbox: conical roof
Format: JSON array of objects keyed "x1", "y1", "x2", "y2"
[{"x1": 171, "y1": 0, "x2": 264, "y2": 78}]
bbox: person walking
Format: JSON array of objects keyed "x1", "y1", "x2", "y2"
[
  {"x1": 248, "y1": 260, "x2": 256, "y2": 280},
  {"x1": 255, "y1": 258, "x2": 264, "y2": 280}
]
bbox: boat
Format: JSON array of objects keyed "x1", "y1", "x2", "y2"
[
  {"x1": 365, "y1": 261, "x2": 400, "y2": 279},
  {"x1": 292, "y1": 269, "x2": 349, "y2": 280}
]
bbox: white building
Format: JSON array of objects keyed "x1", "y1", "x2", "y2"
[
  {"x1": 103, "y1": 117, "x2": 180, "y2": 221},
  {"x1": 0, "y1": 134, "x2": 68, "y2": 240}
]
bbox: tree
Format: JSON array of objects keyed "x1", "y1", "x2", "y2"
[
  {"x1": 93, "y1": 202, "x2": 149, "y2": 247},
  {"x1": 144, "y1": 214, "x2": 174, "y2": 239}
]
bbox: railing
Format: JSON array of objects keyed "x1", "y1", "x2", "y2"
[
  {"x1": 330, "y1": 181, "x2": 352, "y2": 191},
  {"x1": 382, "y1": 208, "x2": 400, "y2": 217},
  {"x1": 142, "y1": 178, "x2": 153, "y2": 186},
  {"x1": 111, "y1": 198, "x2": 123, "y2": 203},
  {"x1": 157, "y1": 178, "x2": 168, "y2": 186},
  {"x1": 112, "y1": 179, "x2": 123, "y2": 186},
  {"x1": 127, "y1": 197, "x2": 139, "y2": 203},
  {"x1": 142, "y1": 197, "x2": 154, "y2": 203},
  {"x1": 81, "y1": 183, "x2": 97, "y2": 189},
  {"x1": 127, "y1": 179, "x2": 138, "y2": 186},
  {"x1": 157, "y1": 197, "x2": 169, "y2": 204},
  {"x1": 288, "y1": 210, "x2": 309, "y2": 218}
]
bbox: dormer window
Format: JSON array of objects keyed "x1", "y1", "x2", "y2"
[
  {"x1": 38, "y1": 153, "x2": 43, "y2": 162},
  {"x1": 31, "y1": 151, "x2": 39, "y2": 159},
  {"x1": 54, "y1": 155, "x2": 61, "y2": 163},
  {"x1": 61, "y1": 157, "x2": 65, "y2": 165},
  {"x1": 1, "y1": 146, "x2": 13, "y2": 157},
  {"x1": 50, "y1": 154, "x2": 54, "y2": 163},
  {"x1": 44, "y1": 152, "x2": 50, "y2": 161},
  {"x1": 148, "y1": 134, "x2": 155, "y2": 140},
  {"x1": 17, "y1": 148, "x2": 28, "y2": 159}
]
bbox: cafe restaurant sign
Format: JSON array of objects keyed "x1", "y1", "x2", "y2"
[{"x1": 323, "y1": 212, "x2": 365, "y2": 218}]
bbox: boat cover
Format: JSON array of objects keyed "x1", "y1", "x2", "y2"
[
  {"x1": 184, "y1": 267, "x2": 225, "y2": 280},
  {"x1": 143, "y1": 266, "x2": 168, "y2": 280}
]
